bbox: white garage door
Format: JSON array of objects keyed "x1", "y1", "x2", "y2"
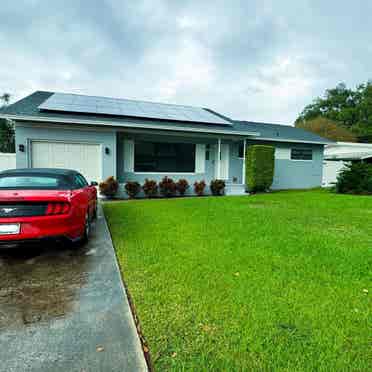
[{"x1": 31, "y1": 141, "x2": 102, "y2": 183}]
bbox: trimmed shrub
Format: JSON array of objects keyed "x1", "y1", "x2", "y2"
[
  {"x1": 194, "y1": 180, "x2": 206, "y2": 196},
  {"x1": 99, "y1": 176, "x2": 119, "y2": 198},
  {"x1": 176, "y1": 179, "x2": 189, "y2": 196},
  {"x1": 159, "y1": 176, "x2": 177, "y2": 197},
  {"x1": 210, "y1": 179, "x2": 225, "y2": 196},
  {"x1": 125, "y1": 181, "x2": 141, "y2": 199},
  {"x1": 143, "y1": 179, "x2": 158, "y2": 198},
  {"x1": 246, "y1": 145, "x2": 275, "y2": 192},
  {"x1": 335, "y1": 162, "x2": 372, "y2": 194}
]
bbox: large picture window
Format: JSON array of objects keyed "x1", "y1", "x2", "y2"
[
  {"x1": 134, "y1": 141, "x2": 196, "y2": 172},
  {"x1": 291, "y1": 148, "x2": 313, "y2": 160}
]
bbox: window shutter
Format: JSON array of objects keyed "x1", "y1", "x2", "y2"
[
  {"x1": 195, "y1": 144, "x2": 206, "y2": 173},
  {"x1": 124, "y1": 139, "x2": 134, "y2": 172}
]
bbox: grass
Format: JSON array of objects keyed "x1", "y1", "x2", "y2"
[{"x1": 103, "y1": 190, "x2": 372, "y2": 371}]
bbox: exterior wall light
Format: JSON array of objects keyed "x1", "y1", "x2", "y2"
[
  {"x1": 19, "y1": 144, "x2": 25, "y2": 152},
  {"x1": 105, "y1": 147, "x2": 110, "y2": 155}
]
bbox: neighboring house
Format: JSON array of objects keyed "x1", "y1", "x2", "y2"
[
  {"x1": 0, "y1": 91, "x2": 331, "y2": 195},
  {"x1": 322, "y1": 142, "x2": 372, "y2": 187}
]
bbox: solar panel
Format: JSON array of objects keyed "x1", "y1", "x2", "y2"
[{"x1": 38, "y1": 93, "x2": 231, "y2": 125}]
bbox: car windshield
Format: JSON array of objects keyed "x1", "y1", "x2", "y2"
[{"x1": 0, "y1": 175, "x2": 70, "y2": 190}]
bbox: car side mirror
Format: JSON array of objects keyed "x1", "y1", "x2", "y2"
[{"x1": 90, "y1": 181, "x2": 98, "y2": 186}]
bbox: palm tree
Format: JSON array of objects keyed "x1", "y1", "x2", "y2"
[
  {"x1": 0, "y1": 93, "x2": 10, "y2": 106},
  {"x1": 0, "y1": 92, "x2": 15, "y2": 153}
]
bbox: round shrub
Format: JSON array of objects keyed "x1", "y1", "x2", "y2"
[
  {"x1": 210, "y1": 179, "x2": 226, "y2": 196},
  {"x1": 159, "y1": 176, "x2": 177, "y2": 197},
  {"x1": 176, "y1": 179, "x2": 189, "y2": 196},
  {"x1": 125, "y1": 181, "x2": 141, "y2": 199},
  {"x1": 335, "y1": 162, "x2": 372, "y2": 194},
  {"x1": 194, "y1": 180, "x2": 206, "y2": 196},
  {"x1": 99, "y1": 176, "x2": 119, "y2": 198},
  {"x1": 143, "y1": 179, "x2": 158, "y2": 198}
]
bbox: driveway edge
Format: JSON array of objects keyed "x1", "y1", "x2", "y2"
[{"x1": 101, "y1": 205, "x2": 149, "y2": 371}]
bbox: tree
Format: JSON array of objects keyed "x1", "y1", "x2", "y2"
[
  {"x1": 296, "y1": 82, "x2": 372, "y2": 142},
  {"x1": 296, "y1": 117, "x2": 357, "y2": 142},
  {"x1": 0, "y1": 93, "x2": 15, "y2": 153}
]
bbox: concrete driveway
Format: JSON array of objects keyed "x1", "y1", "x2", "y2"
[{"x1": 0, "y1": 205, "x2": 147, "y2": 372}]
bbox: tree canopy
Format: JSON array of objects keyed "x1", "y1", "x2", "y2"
[
  {"x1": 0, "y1": 93, "x2": 15, "y2": 153},
  {"x1": 296, "y1": 117, "x2": 357, "y2": 142},
  {"x1": 296, "y1": 82, "x2": 372, "y2": 142}
]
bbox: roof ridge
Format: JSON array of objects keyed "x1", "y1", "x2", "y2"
[{"x1": 235, "y1": 120, "x2": 293, "y2": 127}]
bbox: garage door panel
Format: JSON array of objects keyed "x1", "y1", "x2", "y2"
[{"x1": 31, "y1": 141, "x2": 102, "y2": 183}]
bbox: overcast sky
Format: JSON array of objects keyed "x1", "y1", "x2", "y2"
[{"x1": 1, "y1": 1, "x2": 371, "y2": 125}]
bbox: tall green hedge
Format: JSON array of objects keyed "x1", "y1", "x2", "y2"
[{"x1": 245, "y1": 145, "x2": 275, "y2": 192}]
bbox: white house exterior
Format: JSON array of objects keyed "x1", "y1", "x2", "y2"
[
  {"x1": 0, "y1": 153, "x2": 16, "y2": 172},
  {"x1": 0, "y1": 91, "x2": 331, "y2": 196}
]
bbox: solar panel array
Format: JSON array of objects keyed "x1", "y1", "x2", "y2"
[{"x1": 38, "y1": 93, "x2": 231, "y2": 125}]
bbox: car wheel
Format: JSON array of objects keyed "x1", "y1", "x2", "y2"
[
  {"x1": 93, "y1": 203, "x2": 98, "y2": 220},
  {"x1": 82, "y1": 212, "x2": 91, "y2": 243},
  {"x1": 71, "y1": 212, "x2": 91, "y2": 249}
]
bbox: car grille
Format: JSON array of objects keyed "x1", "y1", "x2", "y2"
[{"x1": 0, "y1": 203, "x2": 48, "y2": 218}]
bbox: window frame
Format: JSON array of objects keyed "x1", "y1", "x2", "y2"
[
  {"x1": 133, "y1": 141, "x2": 197, "y2": 174},
  {"x1": 74, "y1": 173, "x2": 89, "y2": 189},
  {"x1": 290, "y1": 148, "x2": 313, "y2": 161}
]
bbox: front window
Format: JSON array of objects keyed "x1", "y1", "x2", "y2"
[
  {"x1": 134, "y1": 141, "x2": 196, "y2": 172},
  {"x1": 291, "y1": 148, "x2": 313, "y2": 160}
]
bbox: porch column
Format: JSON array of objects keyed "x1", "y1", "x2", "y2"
[
  {"x1": 242, "y1": 139, "x2": 246, "y2": 185},
  {"x1": 217, "y1": 138, "x2": 221, "y2": 179}
]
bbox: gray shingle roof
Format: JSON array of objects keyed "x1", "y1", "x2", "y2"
[
  {"x1": 0, "y1": 91, "x2": 332, "y2": 144},
  {"x1": 234, "y1": 121, "x2": 332, "y2": 144}
]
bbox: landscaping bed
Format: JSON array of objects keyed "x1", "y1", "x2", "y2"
[{"x1": 103, "y1": 190, "x2": 371, "y2": 371}]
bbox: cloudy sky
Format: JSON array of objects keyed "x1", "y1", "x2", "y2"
[{"x1": 1, "y1": 1, "x2": 371, "y2": 124}]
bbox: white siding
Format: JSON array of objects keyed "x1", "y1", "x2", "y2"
[
  {"x1": 275, "y1": 147, "x2": 291, "y2": 159},
  {"x1": 0, "y1": 153, "x2": 16, "y2": 172},
  {"x1": 123, "y1": 139, "x2": 134, "y2": 172},
  {"x1": 195, "y1": 144, "x2": 206, "y2": 173},
  {"x1": 322, "y1": 160, "x2": 349, "y2": 187}
]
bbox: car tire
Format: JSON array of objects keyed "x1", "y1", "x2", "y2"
[
  {"x1": 93, "y1": 203, "x2": 98, "y2": 220},
  {"x1": 82, "y1": 212, "x2": 91, "y2": 243},
  {"x1": 72, "y1": 212, "x2": 90, "y2": 249}
]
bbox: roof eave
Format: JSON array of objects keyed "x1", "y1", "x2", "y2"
[
  {"x1": 0, "y1": 113, "x2": 260, "y2": 137},
  {"x1": 250, "y1": 135, "x2": 331, "y2": 146}
]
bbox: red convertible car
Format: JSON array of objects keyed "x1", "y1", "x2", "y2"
[{"x1": 0, "y1": 168, "x2": 98, "y2": 248}]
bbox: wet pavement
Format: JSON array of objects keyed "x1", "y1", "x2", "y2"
[{"x1": 0, "y1": 205, "x2": 147, "y2": 372}]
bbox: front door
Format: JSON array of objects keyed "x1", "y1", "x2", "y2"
[{"x1": 215, "y1": 143, "x2": 229, "y2": 180}]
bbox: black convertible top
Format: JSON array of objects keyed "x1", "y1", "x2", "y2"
[
  {"x1": 0, "y1": 168, "x2": 79, "y2": 176},
  {"x1": 0, "y1": 168, "x2": 85, "y2": 190}
]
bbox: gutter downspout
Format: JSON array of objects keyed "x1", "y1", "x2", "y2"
[{"x1": 242, "y1": 139, "x2": 246, "y2": 186}]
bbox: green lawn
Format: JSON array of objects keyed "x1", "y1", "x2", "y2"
[{"x1": 103, "y1": 190, "x2": 372, "y2": 371}]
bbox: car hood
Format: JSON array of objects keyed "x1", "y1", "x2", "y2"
[{"x1": 0, "y1": 189, "x2": 72, "y2": 202}]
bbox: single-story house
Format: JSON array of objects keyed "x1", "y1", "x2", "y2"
[
  {"x1": 0, "y1": 91, "x2": 331, "y2": 195},
  {"x1": 322, "y1": 141, "x2": 372, "y2": 187}
]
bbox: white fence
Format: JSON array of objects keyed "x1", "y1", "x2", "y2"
[
  {"x1": 322, "y1": 160, "x2": 349, "y2": 187},
  {"x1": 0, "y1": 153, "x2": 16, "y2": 172}
]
